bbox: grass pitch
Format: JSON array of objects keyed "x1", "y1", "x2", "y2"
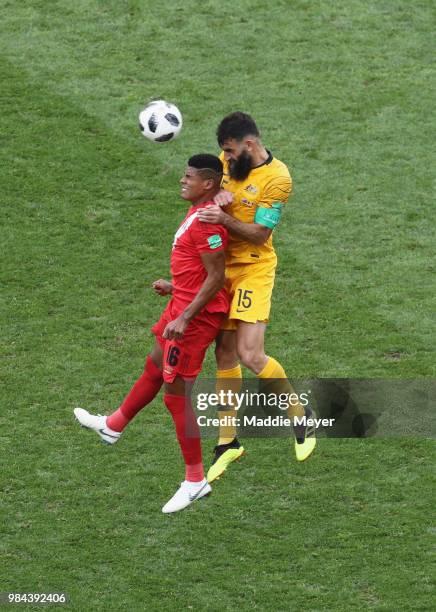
[{"x1": 1, "y1": 1, "x2": 435, "y2": 610}]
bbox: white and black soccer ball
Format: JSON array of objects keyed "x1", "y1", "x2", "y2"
[{"x1": 138, "y1": 100, "x2": 182, "y2": 142}]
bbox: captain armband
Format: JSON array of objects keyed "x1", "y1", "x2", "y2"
[{"x1": 254, "y1": 202, "x2": 283, "y2": 229}]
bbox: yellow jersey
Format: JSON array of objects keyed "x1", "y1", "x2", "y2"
[{"x1": 219, "y1": 151, "x2": 292, "y2": 265}]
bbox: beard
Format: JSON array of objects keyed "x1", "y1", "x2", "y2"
[{"x1": 228, "y1": 151, "x2": 253, "y2": 181}]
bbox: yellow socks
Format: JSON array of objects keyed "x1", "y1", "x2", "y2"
[
  {"x1": 257, "y1": 356, "x2": 305, "y2": 420},
  {"x1": 215, "y1": 358, "x2": 305, "y2": 444},
  {"x1": 216, "y1": 365, "x2": 242, "y2": 445}
]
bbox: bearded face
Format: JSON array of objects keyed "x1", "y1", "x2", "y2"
[{"x1": 228, "y1": 149, "x2": 253, "y2": 181}]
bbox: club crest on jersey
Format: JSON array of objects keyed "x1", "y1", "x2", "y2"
[
  {"x1": 244, "y1": 184, "x2": 258, "y2": 194},
  {"x1": 241, "y1": 198, "x2": 254, "y2": 207}
]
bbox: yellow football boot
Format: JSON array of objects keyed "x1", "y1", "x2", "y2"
[
  {"x1": 295, "y1": 436, "x2": 317, "y2": 461},
  {"x1": 207, "y1": 438, "x2": 245, "y2": 483},
  {"x1": 294, "y1": 408, "x2": 317, "y2": 461}
]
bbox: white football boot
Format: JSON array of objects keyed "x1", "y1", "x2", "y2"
[
  {"x1": 162, "y1": 478, "x2": 211, "y2": 513},
  {"x1": 73, "y1": 407, "x2": 121, "y2": 444}
]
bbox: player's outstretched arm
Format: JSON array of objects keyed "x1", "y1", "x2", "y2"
[
  {"x1": 162, "y1": 251, "x2": 225, "y2": 340},
  {"x1": 197, "y1": 204, "x2": 272, "y2": 246}
]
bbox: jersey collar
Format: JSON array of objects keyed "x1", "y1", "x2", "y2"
[
  {"x1": 252, "y1": 149, "x2": 273, "y2": 170},
  {"x1": 189, "y1": 199, "x2": 214, "y2": 212}
]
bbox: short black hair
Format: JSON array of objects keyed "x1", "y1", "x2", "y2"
[
  {"x1": 217, "y1": 112, "x2": 260, "y2": 146},
  {"x1": 188, "y1": 154, "x2": 223, "y2": 175}
]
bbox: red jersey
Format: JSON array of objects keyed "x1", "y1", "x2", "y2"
[{"x1": 170, "y1": 201, "x2": 229, "y2": 314}]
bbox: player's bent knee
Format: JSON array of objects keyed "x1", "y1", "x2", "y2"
[
  {"x1": 237, "y1": 348, "x2": 266, "y2": 374},
  {"x1": 164, "y1": 375, "x2": 186, "y2": 396}
]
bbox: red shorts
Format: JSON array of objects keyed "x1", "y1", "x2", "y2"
[{"x1": 152, "y1": 300, "x2": 225, "y2": 383}]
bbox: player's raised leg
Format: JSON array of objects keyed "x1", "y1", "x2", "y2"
[{"x1": 73, "y1": 341, "x2": 164, "y2": 443}]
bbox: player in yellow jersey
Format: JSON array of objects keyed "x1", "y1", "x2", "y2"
[{"x1": 197, "y1": 112, "x2": 316, "y2": 482}]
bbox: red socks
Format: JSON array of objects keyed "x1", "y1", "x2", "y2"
[
  {"x1": 106, "y1": 356, "x2": 163, "y2": 432},
  {"x1": 164, "y1": 393, "x2": 204, "y2": 482},
  {"x1": 105, "y1": 361, "x2": 204, "y2": 483}
]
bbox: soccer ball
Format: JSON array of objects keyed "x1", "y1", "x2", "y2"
[{"x1": 138, "y1": 100, "x2": 182, "y2": 142}]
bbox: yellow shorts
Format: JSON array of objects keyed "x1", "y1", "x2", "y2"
[{"x1": 221, "y1": 259, "x2": 277, "y2": 330}]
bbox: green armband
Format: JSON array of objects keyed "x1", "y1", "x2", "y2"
[{"x1": 254, "y1": 203, "x2": 282, "y2": 229}]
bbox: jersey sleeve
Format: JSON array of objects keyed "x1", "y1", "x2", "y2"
[
  {"x1": 190, "y1": 220, "x2": 228, "y2": 254},
  {"x1": 258, "y1": 174, "x2": 292, "y2": 208}
]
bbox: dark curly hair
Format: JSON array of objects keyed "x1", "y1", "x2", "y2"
[{"x1": 217, "y1": 112, "x2": 260, "y2": 146}]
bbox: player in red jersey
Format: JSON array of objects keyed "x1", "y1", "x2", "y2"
[{"x1": 74, "y1": 154, "x2": 228, "y2": 513}]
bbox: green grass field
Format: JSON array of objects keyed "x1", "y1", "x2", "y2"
[{"x1": 1, "y1": 1, "x2": 435, "y2": 610}]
